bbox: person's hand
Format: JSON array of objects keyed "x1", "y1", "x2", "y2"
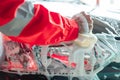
[
  {"x1": 72, "y1": 12, "x2": 97, "y2": 49},
  {"x1": 72, "y1": 11, "x2": 93, "y2": 34}
]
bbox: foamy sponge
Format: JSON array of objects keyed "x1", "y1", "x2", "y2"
[{"x1": 74, "y1": 33, "x2": 97, "y2": 49}]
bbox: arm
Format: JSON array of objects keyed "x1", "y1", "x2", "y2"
[
  {"x1": 7, "y1": 2, "x2": 79, "y2": 45},
  {"x1": 0, "y1": 0, "x2": 91, "y2": 46}
]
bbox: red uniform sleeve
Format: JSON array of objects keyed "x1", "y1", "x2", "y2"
[
  {"x1": 0, "y1": 0, "x2": 24, "y2": 26},
  {"x1": 2, "y1": 2, "x2": 79, "y2": 45}
]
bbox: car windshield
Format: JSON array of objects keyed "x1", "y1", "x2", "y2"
[{"x1": 34, "y1": 1, "x2": 120, "y2": 80}]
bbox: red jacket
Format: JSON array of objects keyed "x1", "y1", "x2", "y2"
[{"x1": 0, "y1": 0, "x2": 79, "y2": 45}]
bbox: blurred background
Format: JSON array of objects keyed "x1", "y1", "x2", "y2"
[{"x1": 33, "y1": 0, "x2": 120, "y2": 20}]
